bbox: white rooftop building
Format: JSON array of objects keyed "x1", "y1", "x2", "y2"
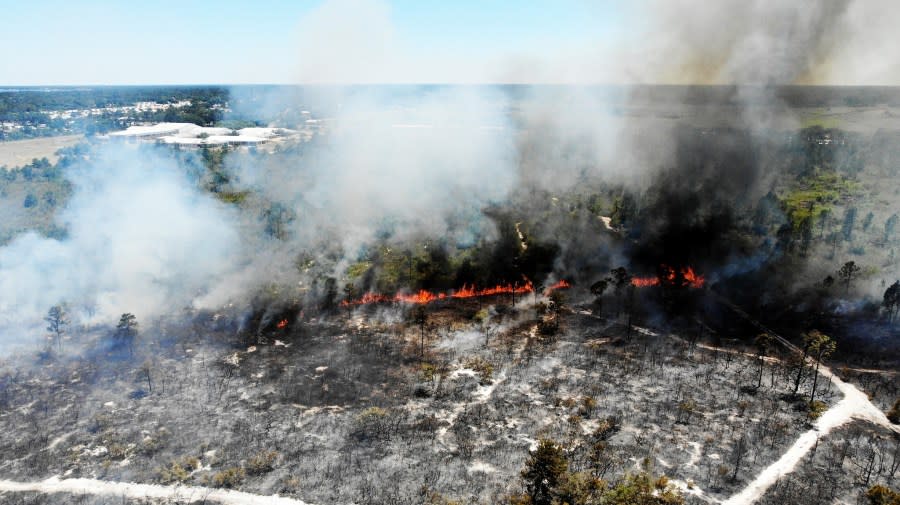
[{"x1": 107, "y1": 123, "x2": 300, "y2": 147}]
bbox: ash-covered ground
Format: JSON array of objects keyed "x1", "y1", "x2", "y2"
[{"x1": 0, "y1": 290, "x2": 894, "y2": 505}]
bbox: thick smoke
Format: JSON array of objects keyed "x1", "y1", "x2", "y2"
[
  {"x1": 0, "y1": 146, "x2": 241, "y2": 347},
  {"x1": 629, "y1": 0, "x2": 898, "y2": 86},
  {"x1": 1, "y1": 0, "x2": 894, "y2": 351}
]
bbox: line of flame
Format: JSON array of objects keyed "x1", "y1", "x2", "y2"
[
  {"x1": 631, "y1": 266, "x2": 704, "y2": 289},
  {"x1": 341, "y1": 278, "x2": 571, "y2": 307}
]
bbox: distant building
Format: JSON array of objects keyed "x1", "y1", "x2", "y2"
[{"x1": 105, "y1": 123, "x2": 300, "y2": 148}]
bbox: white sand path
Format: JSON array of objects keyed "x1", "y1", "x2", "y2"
[{"x1": 0, "y1": 476, "x2": 312, "y2": 505}]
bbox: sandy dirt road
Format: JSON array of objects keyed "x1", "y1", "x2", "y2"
[{"x1": 0, "y1": 476, "x2": 313, "y2": 505}]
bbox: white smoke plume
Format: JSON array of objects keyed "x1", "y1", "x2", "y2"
[
  {"x1": 0, "y1": 145, "x2": 241, "y2": 346},
  {"x1": 1, "y1": 0, "x2": 894, "y2": 351}
]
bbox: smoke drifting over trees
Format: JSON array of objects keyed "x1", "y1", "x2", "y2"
[{"x1": 0, "y1": 0, "x2": 899, "y2": 352}]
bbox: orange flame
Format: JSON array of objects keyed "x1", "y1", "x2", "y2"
[
  {"x1": 682, "y1": 266, "x2": 705, "y2": 288},
  {"x1": 341, "y1": 278, "x2": 571, "y2": 307},
  {"x1": 544, "y1": 279, "x2": 571, "y2": 294},
  {"x1": 631, "y1": 276, "x2": 660, "y2": 287},
  {"x1": 631, "y1": 266, "x2": 705, "y2": 289},
  {"x1": 276, "y1": 319, "x2": 288, "y2": 329}
]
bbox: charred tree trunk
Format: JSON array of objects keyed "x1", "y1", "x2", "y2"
[
  {"x1": 793, "y1": 343, "x2": 811, "y2": 396},
  {"x1": 809, "y1": 352, "x2": 823, "y2": 403},
  {"x1": 757, "y1": 355, "x2": 765, "y2": 389}
]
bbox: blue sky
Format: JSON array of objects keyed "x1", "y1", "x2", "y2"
[{"x1": 0, "y1": 0, "x2": 630, "y2": 85}]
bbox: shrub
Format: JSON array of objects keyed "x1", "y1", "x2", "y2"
[
  {"x1": 212, "y1": 466, "x2": 245, "y2": 488},
  {"x1": 158, "y1": 457, "x2": 200, "y2": 484},
  {"x1": 352, "y1": 406, "x2": 393, "y2": 441},
  {"x1": 107, "y1": 443, "x2": 129, "y2": 460},
  {"x1": 580, "y1": 396, "x2": 597, "y2": 417},
  {"x1": 866, "y1": 484, "x2": 900, "y2": 505},
  {"x1": 420, "y1": 362, "x2": 437, "y2": 382},
  {"x1": 245, "y1": 450, "x2": 278, "y2": 475},
  {"x1": 655, "y1": 475, "x2": 670, "y2": 490},
  {"x1": 594, "y1": 416, "x2": 621, "y2": 441},
  {"x1": 807, "y1": 400, "x2": 828, "y2": 421},
  {"x1": 538, "y1": 319, "x2": 557, "y2": 336},
  {"x1": 465, "y1": 356, "x2": 494, "y2": 385}
]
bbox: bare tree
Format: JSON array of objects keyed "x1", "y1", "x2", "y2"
[
  {"x1": 410, "y1": 305, "x2": 428, "y2": 358},
  {"x1": 754, "y1": 333, "x2": 773, "y2": 390},
  {"x1": 792, "y1": 331, "x2": 815, "y2": 396},
  {"x1": 139, "y1": 360, "x2": 153, "y2": 393},
  {"x1": 731, "y1": 433, "x2": 749, "y2": 482}
]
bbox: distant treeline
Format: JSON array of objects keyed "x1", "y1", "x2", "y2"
[
  {"x1": 0, "y1": 86, "x2": 229, "y2": 140},
  {"x1": 225, "y1": 83, "x2": 900, "y2": 109},
  {"x1": 623, "y1": 85, "x2": 900, "y2": 107},
  {"x1": 0, "y1": 86, "x2": 228, "y2": 114}
]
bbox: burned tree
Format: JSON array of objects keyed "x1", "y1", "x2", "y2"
[
  {"x1": 115, "y1": 313, "x2": 139, "y2": 357},
  {"x1": 792, "y1": 331, "x2": 815, "y2": 396},
  {"x1": 808, "y1": 332, "x2": 836, "y2": 404},
  {"x1": 590, "y1": 278, "x2": 609, "y2": 318},
  {"x1": 883, "y1": 281, "x2": 900, "y2": 322},
  {"x1": 792, "y1": 329, "x2": 833, "y2": 400},
  {"x1": 610, "y1": 267, "x2": 630, "y2": 316},
  {"x1": 409, "y1": 305, "x2": 428, "y2": 358},
  {"x1": 44, "y1": 304, "x2": 69, "y2": 353},
  {"x1": 838, "y1": 261, "x2": 861, "y2": 293},
  {"x1": 343, "y1": 282, "x2": 358, "y2": 318},
  {"x1": 754, "y1": 333, "x2": 773, "y2": 390}
]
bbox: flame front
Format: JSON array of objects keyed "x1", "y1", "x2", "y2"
[
  {"x1": 544, "y1": 279, "x2": 571, "y2": 294},
  {"x1": 276, "y1": 319, "x2": 288, "y2": 329},
  {"x1": 342, "y1": 278, "x2": 571, "y2": 307},
  {"x1": 631, "y1": 266, "x2": 705, "y2": 289}
]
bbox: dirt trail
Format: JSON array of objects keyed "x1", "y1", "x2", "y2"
[
  {"x1": 722, "y1": 368, "x2": 899, "y2": 505},
  {"x1": 0, "y1": 476, "x2": 312, "y2": 505},
  {"x1": 632, "y1": 313, "x2": 898, "y2": 505},
  {"x1": 707, "y1": 294, "x2": 900, "y2": 504}
]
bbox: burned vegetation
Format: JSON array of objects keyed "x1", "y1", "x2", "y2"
[{"x1": 1, "y1": 85, "x2": 900, "y2": 505}]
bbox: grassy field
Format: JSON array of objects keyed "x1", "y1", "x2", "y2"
[{"x1": 0, "y1": 135, "x2": 84, "y2": 169}]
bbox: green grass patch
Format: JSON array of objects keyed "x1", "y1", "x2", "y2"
[
  {"x1": 799, "y1": 114, "x2": 842, "y2": 129},
  {"x1": 215, "y1": 191, "x2": 250, "y2": 205},
  {"x1": 346, "y1": 261, "x2": 373, "y2": 279},
  {"x1": 781, "y1": 171, "x2": 859, "y2": 228}
]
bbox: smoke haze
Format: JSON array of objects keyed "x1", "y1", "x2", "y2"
[{"x1": 0, "y1": 0, "x2": 898, "y2": 351}]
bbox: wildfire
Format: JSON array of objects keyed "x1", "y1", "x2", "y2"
[
  {"x1": 341, "y1": 278, "x2": 571, "y2": 307},
  {"x1": 544, "y1": 279, "x2": 571, "y2": 294},
  {"x1": 631, "y1": 266, "x2": 705, "y2": 289},
  {"x1": 276, "y1": 319, "x2": 288, "y2": 329}
]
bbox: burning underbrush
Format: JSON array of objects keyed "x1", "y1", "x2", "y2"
[
  {"x1": 631, "y1": 265, "x2": 706, "y2": 289},
  {"x1": 341, "y1": 279, "x2": 571, "y2": 307}
]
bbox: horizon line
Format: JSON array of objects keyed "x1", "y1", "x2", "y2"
[{"x1": 3, "y1": 82, "x2": 900, "y2": 89}]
